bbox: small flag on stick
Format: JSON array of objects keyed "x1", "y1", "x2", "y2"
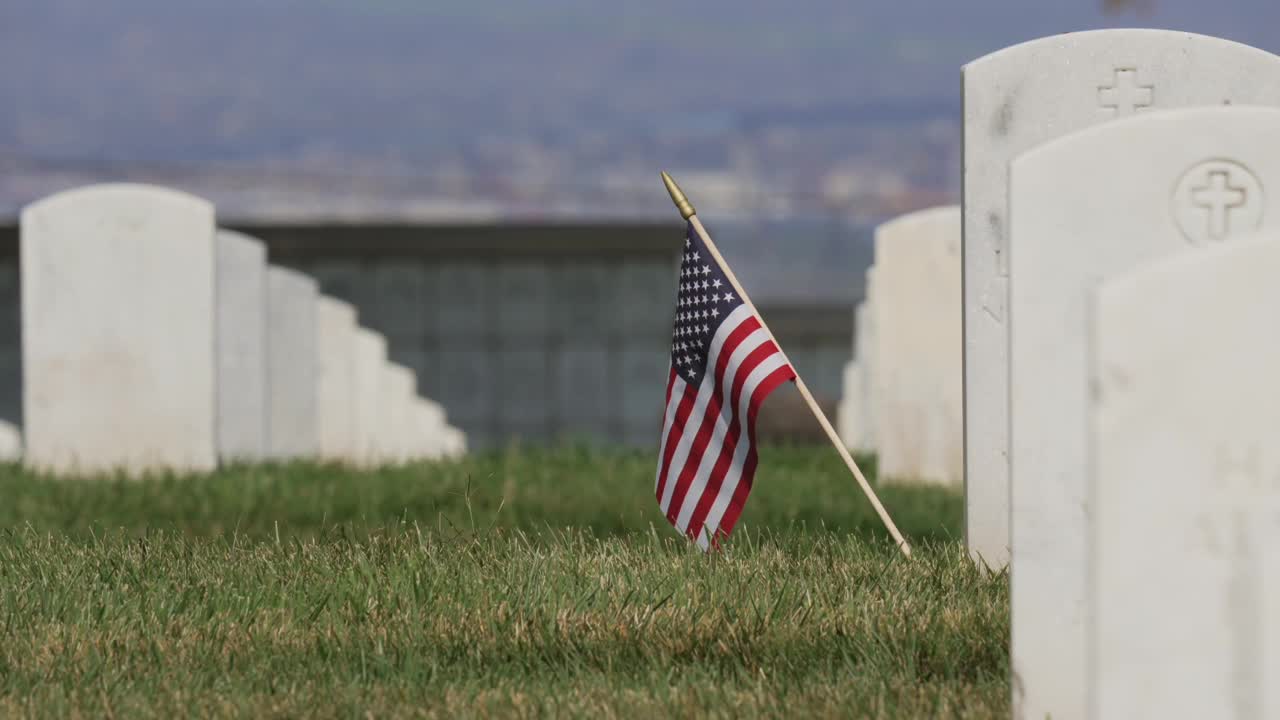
[
  {"x1": 655, "y1": 219, "x2": 796, "y2": 549},
  {"x1": 655, "y1": 172, "x2": 912, "y2": 556}
]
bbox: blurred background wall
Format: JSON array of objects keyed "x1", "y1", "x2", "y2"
[
  {"x1": 6, "y1": 0, "x2": 1262, "y2": 446},
  {"x1": 0, "y1": 221, "x2": 854, "y2": 447}
]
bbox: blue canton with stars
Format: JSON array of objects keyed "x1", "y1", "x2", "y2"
[{"x1": 670, "y1": 223, "x2": 743, "y2": 385}]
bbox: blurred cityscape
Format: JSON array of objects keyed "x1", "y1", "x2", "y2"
[{"x1": 3, "y1": 0, "x2": 1276, "y2": 302}]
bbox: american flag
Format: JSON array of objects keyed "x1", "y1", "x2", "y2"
[{"x1": 655, "y1": 222, "x2": 796, "y2": 550}]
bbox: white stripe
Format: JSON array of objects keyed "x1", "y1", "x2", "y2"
[
  {"x1": 672, "y1": 328, "x2": 771, "y2": 532},
  {"x1": 697, "y1": 353, "x2": 790, "y2": 544},
  {"x1": 653, "y1": 372, "x2": 687, "y2": 492},
  {"x1": 658, "y1": 305, "x2": 753, "y2": 514}
]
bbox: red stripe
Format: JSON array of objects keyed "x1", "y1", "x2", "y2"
[
  {"x1": 654, "y1": 379, "x2": 698, "y2": 503},
  {"x1": 665, "y1": 335, "x2": 773, "y2": 527},
  {"x1": 652, "y1": 367, "x2": 676, "y2": 487},
  {"x1": 683, "y1": 346, "x2": 787, "y2": 541},
  {"x1": 684, "y1": 417, "x2": 746, "y2": 541},
  {"x1": 664, "y1": 397, "x2": 721, "y2": 523},
  {"x1": 730, "y1": 343, "x2": 779, "y2": 415},
  {"x1": 714, "y1": 318, "x2": 761, "y2": 385},
  {"x1": 663, "y1": 324, "x2": 768, "y2": 525},
  {"x1": 709, "y1": 365, "x2": 796, "y2": 547}
]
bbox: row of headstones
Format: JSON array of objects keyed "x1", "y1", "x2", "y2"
[
  {"x1": 836, "y1": 206, "x2": 962, "y2": 487},
  {"x1": 841, "y1": 29, "x2": 1280, "y2": 719},
  {"x1": 19, "y1": 183, "x2": 466, "y2": 475}
]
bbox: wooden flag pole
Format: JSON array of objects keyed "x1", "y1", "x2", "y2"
[{"x1": 661, "y1": 172, "x2": 912, "y2": 558}]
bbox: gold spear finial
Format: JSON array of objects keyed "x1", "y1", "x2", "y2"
[{"x1": 661, "y1": 171, "x2": 696, "y2": 220}]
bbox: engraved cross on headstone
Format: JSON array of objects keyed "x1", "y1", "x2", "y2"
[
  {"x1": 1098, "y1": 68, "x2": 1154, "y2": 117},
  {"x1": 1192, "y1": 170, "x2": 1248, "y2": 241}
]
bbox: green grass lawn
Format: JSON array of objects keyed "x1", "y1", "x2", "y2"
[{"x1": 0, "y1": 446, "x2": 1008, "y2": 719}]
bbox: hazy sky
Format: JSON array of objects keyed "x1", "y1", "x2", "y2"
[{"x1": 4, "y1": 0, "x2": 1280, "y2": 165}]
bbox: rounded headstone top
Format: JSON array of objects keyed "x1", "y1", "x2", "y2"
[
  {"x1": 1012, "y1": 105, "x2": 1280, "y2": 249},
  {"x1": 963, "y1": 28, "x2": 1279, "y2": 72},
  {"x1": 216, "y1": 227, "x2": 267, "y2": 251},
  {"x1": 1014, "y1": 104, "x2": 1280, "y2": 169},
  {"x1": 873, "y1": 205, "x2": 960, "y2": 256},
  {"x1": 386, "y1": 363, "x2": 417, "y2": 392},
  {"x1": 1099, "y1": 229, "x2": 1280, "y2": 307},
  {"x1": 267, "y1": 264, "x2": 319, "y2": 293},
  {"x1": 415, "y1": 397, "x2": 447, "y2": 424},
  {"x1": 22, "y1": 183, "x2": 214, "y2": 222},
  {"x1": 874, "y1": 205, "x2": 960, "y2": 237},
  {"x1": 317, "y1": 295, "x2": 358, "y2": 323},
  {"x1": 354, "y1": 327, "x2": 388, "y2": 355}
]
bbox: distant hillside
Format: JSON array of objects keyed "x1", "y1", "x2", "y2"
[
  {"x1": 4, "y1": 0, "x2": 1277, "y2": 169},
  {"x1": 6, "y1": 1, "x2": 1278, "y2": 304}
]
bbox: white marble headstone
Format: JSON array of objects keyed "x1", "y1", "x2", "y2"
[
  {"x1": 21, "y1": 184, "x2": 217, "y2": 474},
  {"x1": 872, "y1": 206, "x2": 962, "y2": 485},
  {"x1": 835, "y1": 360, "x2": 864, "y2": 451},
  {"x1": 963, "y1": 29, "x2": 1280, "y2": 570},
  {"x1": 1089, "y1": 234, "x2": 1280, "y2": 719},
  {"x1": 215, "y1": 230, "x2": 268, "y2": 463},
  {"x1": 378, "y1": 363, "x2": 416, "y2": 465},
  {"x1": 0, "y1": 420, "x2": 22, "y2": 461},
  {"x1": 266, "y1": 266, "x2": 319, "y2": 459},
  {"x1": 412, "y1": 396, "x2": 447, "y2": 460},
  {"x1": 441, "y1": 425, "x2": 467, "y2": 459},
  {"x1": 316, "y1": 296, "x2": 357, "y2": 462},
  {"x1": 857, "y1": 270, "x2": 877, "y2": 455},
  {"x1": 352, "y1": 328, "x2": 386, "y2": 466},
  {"x1": 1008, "y1": 106, "x2": 1280, "y2": 720}
]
